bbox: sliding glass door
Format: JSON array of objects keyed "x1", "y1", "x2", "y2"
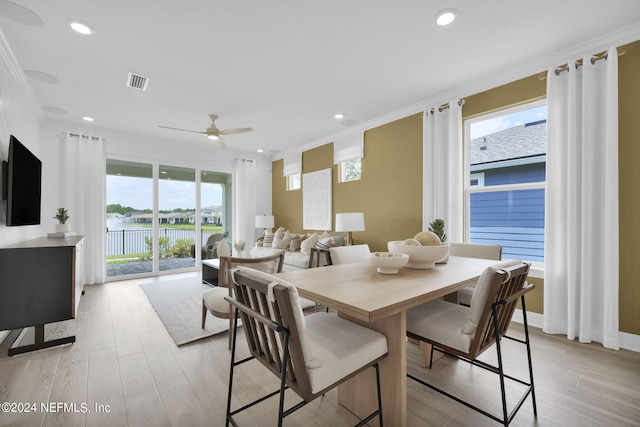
[{"x1": 106, "y1": 159, "x2": 232, "y2": 279}]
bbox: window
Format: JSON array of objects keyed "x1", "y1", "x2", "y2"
[
  {"x1": 340, "y1": 158, "x2": 362, "y2": 182},
  {"x1": 464, "y1": 100, "x2": 547, "y2": 264},
  {"x1": 287, "y1": 173, "x2": 301, "y2": 191}
]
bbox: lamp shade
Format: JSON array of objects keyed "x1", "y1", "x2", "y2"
[
  {"x1": 255, "y1": 215, "x2": 274, "y2": 229},
  {"x1": 335, "y1": 212, "x2": 365, "y2": 232}
]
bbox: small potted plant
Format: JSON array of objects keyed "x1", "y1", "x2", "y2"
[
  {"x1": 428, "y1": 218, "x2": 446, "y2": 243},
  {"x1": 54, "y1": 207, "x2": 70, "y2": 233},
  {"x1": 429, "y1": 218, "x2": 448, "y2": 263}
]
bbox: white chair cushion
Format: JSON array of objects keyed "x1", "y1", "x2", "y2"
[
  {"x1": 232, "y1": 266, "x2": 320, "y2": 369},
  {"x1": 329, "y1": 244, "x2": 370, "y2": 265},
  {"x1": 407, "y1": 299, "x2": 473, "y2": 353},
  {"x1": 305, "y1": 312, "x2": 388, "y2": 394},
  {"x1": 462, "y1": 260, "x2": 520, "y2": 335},
  {"x1": 202, "y1": 286, "x2": 230, "y2": 316}
]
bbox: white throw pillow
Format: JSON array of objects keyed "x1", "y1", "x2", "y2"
[
  {"x1": 273, "y1": 231, "x2": 291, "y2": 250},
  {"x1": 300, "y1": 232, "x2": 319, "y2": 255},
  {"x1": 263, "y1": 230, "x2": 275, "y2": 248}
]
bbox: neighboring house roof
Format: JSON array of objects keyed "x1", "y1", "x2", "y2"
[{"x1": 470, "y1": 120, "x2": 546, "y2": 165}]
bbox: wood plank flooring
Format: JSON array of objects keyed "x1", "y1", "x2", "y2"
[{"x1": 1, "y1": 272, "x2": 639, "y2": 426}]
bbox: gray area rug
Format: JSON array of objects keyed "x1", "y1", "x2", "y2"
[{"x1": 140, "y1": 278, "x2": 230, "y2": 346}]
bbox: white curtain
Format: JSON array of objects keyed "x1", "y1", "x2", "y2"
[
  {"x1": 60, "y1": 132, "x2": 106, "y2": 285},
  {"x1": 544, "y1": 47, "x2": 619, "y2": 350},
  {"x1": 423, "y1": 100, "x2": 463, "y2": 242},
  {"x1": 234, "y1": 158, "x2": 257, "y2": 248}
]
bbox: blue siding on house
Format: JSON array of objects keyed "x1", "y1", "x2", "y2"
[
  {"x1": 481, "y1": 163, "x2": 545, "y2": 186},
  {"x1": 470, "y1": 163, "x2": 545, "y2": 262}
]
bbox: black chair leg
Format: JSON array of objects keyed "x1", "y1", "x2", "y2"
[
  {"x1": 521, "y1": 296, "x2": 537, "y2": 416},
  {"x1": 226, "y1": 309, "x2": 240, "y2": 427}
]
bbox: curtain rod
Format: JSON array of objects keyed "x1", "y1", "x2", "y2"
[
  {"x1": 430, "y1": 98, "x2": 465, "y2": 114},
  {"x1": 63, "y1": 132, "x2": 103, "y2": 141},
  {"x1": 538, "y1": 47, "x2": 626, "y2": 80}
]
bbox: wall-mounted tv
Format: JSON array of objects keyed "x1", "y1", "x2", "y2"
[{"x1": 2, "y1": 135, "x2": 42, "y2": 226}]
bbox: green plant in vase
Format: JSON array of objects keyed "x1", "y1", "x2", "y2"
[
  {"x1": 54, "y1": 207, "x2": 70, "y2": 232},
  {"x1": 428, "y1": 218, "x2": 446, "y2": 242}
]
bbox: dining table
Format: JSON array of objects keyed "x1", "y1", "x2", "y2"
[{"x1": 276, "y1": 255, "x2": 501, "y2": 427}]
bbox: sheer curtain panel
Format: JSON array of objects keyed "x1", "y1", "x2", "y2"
[
  {"x1": 423, "y1": 101, "x2": 463, "y2": 242},
  {"x1": 60, "y1": 132, "x2": 106, "y2": 285},
  {"x1": 234, "y1": 158, "x2": 257, "y2": 246},
  {"x1": 544, "y1": 47, "x2": 619, "y2": 350}
]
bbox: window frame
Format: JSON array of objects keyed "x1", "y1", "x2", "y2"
[
  {"x1": 286, "y1": 172, "x2": 301, "y2": 191},
  {"x1": 339, "y1": 158, "x2": 362, "y2": 183},
  {"x1": 463, "y1": 99, "x2": 546, "y2": 276}
]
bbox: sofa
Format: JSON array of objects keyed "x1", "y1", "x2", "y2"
[{"x1": 249, "y1": 228, "x2": 346, "y2": 271}]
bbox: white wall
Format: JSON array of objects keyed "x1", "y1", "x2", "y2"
[{"x1": 0, "y1": 31, "x2": 48, "y2": 247}]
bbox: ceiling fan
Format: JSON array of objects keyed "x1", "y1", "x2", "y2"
[{"x1": 158, "y1": 114, "x2": 252, "y2": 148}]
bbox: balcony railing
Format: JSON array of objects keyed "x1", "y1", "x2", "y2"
[{"x1": 106, "y1": 228, "x2": 221, "y2": 256}]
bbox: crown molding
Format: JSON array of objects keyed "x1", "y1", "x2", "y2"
[{"x1": 0, "y1": 27, "x2": 43, "y2": 123}]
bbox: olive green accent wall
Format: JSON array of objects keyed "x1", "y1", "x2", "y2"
[
  {"x1": 273, "y1": 115, "x2": 423, "y2": 251},
  {"x1": 618, "y1": 40, "x2": 640, "y2": 335},
  {"x1": 272, "y1": 40, "x2": 640, "y2": 336}
]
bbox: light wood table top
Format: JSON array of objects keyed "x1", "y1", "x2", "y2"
[
  {"x1": 277, "y1": 255, "x2": 498, "y2": 322},
  {"x1": 276, "y1": 255, "x2": 500, "y2": 427}
]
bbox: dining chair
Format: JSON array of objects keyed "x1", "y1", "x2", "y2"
[
  {"x1": 447, "y1": 242, "x2": 502, "y2": 305},
  {"x1": 201, "y1": 253, "x2": 284, "y2": 348},
  {"x1": 225, "y1": 266, "x2": 388, "y2": 426},
  {"x1": 308, "y1": 246, "x2": 332, "y2": 268},
  {"x1": 328, "y1": 244, "x2": 370, "y2": 265},
  {"x1": 406, "y1": 260, "x2": 536, "y2": 426}
]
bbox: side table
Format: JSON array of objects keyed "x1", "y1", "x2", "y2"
[{"x1": 202, "y1": 259, "x2": 220, "y2": 286}]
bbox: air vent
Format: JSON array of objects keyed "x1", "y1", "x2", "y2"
[{"x1": 127, "y1": 72, "x2": 149, "y2": 90}]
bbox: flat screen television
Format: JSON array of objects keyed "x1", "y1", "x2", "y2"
[{"x1": 2, "y1": 135, "x2": 42, "y2": 226}]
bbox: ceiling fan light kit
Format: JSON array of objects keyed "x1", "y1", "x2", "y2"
[{"x1": 158, "y1": 114, "x2": 252, "y2": 148}]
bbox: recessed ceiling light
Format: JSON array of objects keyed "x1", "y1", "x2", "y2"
[
  {"x1": 70, "y1": 21, "x2": 94, "y2": 35},
  {"x1": 82, "y1": 116, "x2": 94, "y2": 122},
  {"x1": 0, "y1": 1, "x2": 43, "y2": 26},
  {"x1": 334, "y1": 113, "x2": 344, "y2": 119},
  {"x1": 24, "y1": 69, "x2": 59, "y2": 84},
  {"x1": 42, "y1": 106, "x2": 67, "y2": 115},
  {"x1": 257, "y1": 149, "x2": 264, "y2": 153},
  {"x1": 436, "y1": 9, "x2": 457, "y2": 26}
]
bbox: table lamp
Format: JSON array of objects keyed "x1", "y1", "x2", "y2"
[
  {"x1": 335, "y1": 212, "x2": 365, "y2": 245},
  {"x1": 255, "y1": 215, "x2": 274, "y2": 233}
]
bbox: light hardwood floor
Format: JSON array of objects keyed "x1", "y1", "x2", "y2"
[{"x1": 1, "y1": 272, "x2": 639, "y2": 427}]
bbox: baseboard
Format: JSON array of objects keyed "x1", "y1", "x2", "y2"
[{"x1": 512, "y1": 310, "x2": 640, "y2": 353}]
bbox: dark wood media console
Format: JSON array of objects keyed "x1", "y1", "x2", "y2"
[{"x1": 0, "y1": 235, "x2": 84, "y2": 355}]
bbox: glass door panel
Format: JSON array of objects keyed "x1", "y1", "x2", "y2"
[
  {"x1": 106, "y1": 159, "x2": 153, "y2": 278},
  {"x1": 159, "y1": 165, "x2": 196, "y2": 272},
  {"x1": 200, "y1": 170, "x2": 232, "y2": 257}
]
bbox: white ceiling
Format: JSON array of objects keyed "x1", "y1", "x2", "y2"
[{"x1": 1, "y1": 0, "x2": 639, "y2": 158}]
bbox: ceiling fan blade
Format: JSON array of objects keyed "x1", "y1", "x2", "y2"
[
  {"x1": 216, "y1": 127, "x2": 253, "y2": 135},
  {"x1": 158, "y1": 125, "x2": 207, "y2": 135}
]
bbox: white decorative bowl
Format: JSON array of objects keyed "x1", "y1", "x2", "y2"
[
  {"x1": 369, "y1": 252, "x2": 410, "y2": 274},
  {"x1": 387, "y1": 241, "x2": 450, "y2": 269}
]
